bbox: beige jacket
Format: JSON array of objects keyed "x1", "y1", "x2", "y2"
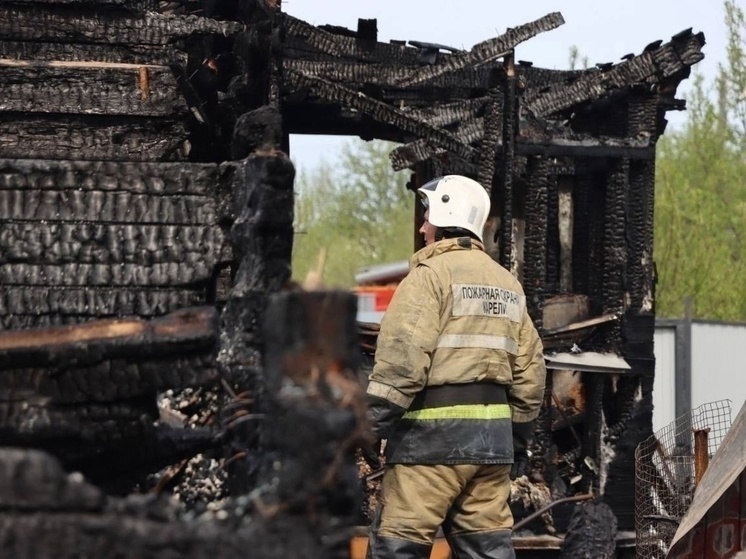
[{"x1": 368, "y1": 237, "x2": 546, "y2": 425}]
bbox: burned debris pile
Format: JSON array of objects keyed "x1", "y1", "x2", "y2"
[{"x1": 0, "y1": 0, "x2": 704, "y2": 556}]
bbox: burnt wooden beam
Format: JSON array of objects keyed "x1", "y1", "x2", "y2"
[
  {"x1": 0, "y1": 158, "x2": 230, "y2": 212},
  {"x1": 283, "y1": 14, "x2": 422, "y2": 65},
  {"x1": 603, "y1": 158, "x2": 629, "y2": 347},
  {"x1": 0, "y1": 263, "x2": 214, "y2": 287},
  {"x1": 0, "y1": 398, "x2": 159, "y2": 445},
  {"x1": 0, "y1": 287, "x2": 202, "y2": 321},
  {"x1": 282, "y1": 59, "x2": 492, "y2": 91},
  {"x1": 391, "y1": 120, "x2": 654, "y2": 171},
  {"x1": 515, "y1": 138, "x2": 655, "y2": 159},
  {"x1": 524, "y1": 31, "x2": 705, "y2": 118},
  {"x1": 523, "y1": 155, "x2": 548, "y2": 327},
  {"x1": 409, "y1": 97, "x2": 487, "y2": 128},
  {"x1": 0, "y1": 6, "x2": 242, "y2": 45},
  {"x1": 6, "y1": 0, "x2": 157, "y2": 7},
  {"x1": 1, "y1": 351, "x2": 217, "y2": 404},
  {"x1": 477, "y1": 68, "x2": 504, "y2": 193},
  {"x1": 0, "y1": 224, "x2": 224, "y2": 267},
  {"x1": 217, "y1": 152, "x2": 294, "y2": 494},
  {"x1": 390, "y1": 117, "x2": 484, "y2": 171},
  {"x1": 0, "y1": 306, "x2": 218, "y2": 369},
  {"x1": 0, "y1": 62, "x2": 187, "y2": 117},
  {"x1": 0, "y1": 41, "x2": 187, "y2": 66},
  {"x1": 284, "y1": 69, "x2": 476, "y2": 163},
  {"x1": 395, "y1": 12, "x2": 565, "y2": 88},
  {"x1": 499, "y1": 54, "x2": 518, "y2": 269},
  {"x1": 0, "y1": 115, "x2": 189, "y2": 161}
]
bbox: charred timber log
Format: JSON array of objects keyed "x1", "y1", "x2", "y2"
[
  {"x1": 411, "y1": 97, "x2": 487, "y2": 128},
  {"x1": 284, "y1": 69, "x2": 476, "y2": 163},
  {"x1": 545, "y1": 174, "x2": 560, "y2": 295},
  {"x1": 523, "y1": 155, "x2": 548, "y2": 328},
  {"x1": 259, "y1": 290, "x2": 370, "y2": 558},
  {"x1": 499, "y1": 54, "x2": 517, "y2": 269},
  {"x1": 0, "y1": 224, "x2": 225, "y2": 267},
  {"x1": 0, "y1": 288, "x2": 203, "y2": 327},
  {"x1": 283, "y1": 14, "x2": 423, "y2": 65},
  {"x1": 0, "y1": 115, "x2": 189, "y2": 161},
  {"x1": 477, "y1": 69, "x2": 503, "y2": 194},
  {"x1": 0, "y1": 63, "x2": 187, "y2": 117},
  {"x1": 524, "y1": 30, "x2": 705, "y2": 118},
  {"x1": 0, "y1": 40, "x2": 187, "y2": 66},
  {"x1": 0, "y1": 6, "x2": 242, "y2": 45},
  {"x1": 390, "y1": 118, "x2": 484, "y2": 172},
  {"x1": 626, "y1": 93, "x2": 658, "y2": 314},
  {"x1": 218, "y1": 152, "x2": 294, "y2": 493},
  {"x1": 6, "y1": 0, "x2": 158, "y2": 8},
  {"x1": 0, "y1": 448, "x2": 323, "y2": 559},
  {"x1": 0, "y1": 306, "x2": 218, "y2": 370},
  {"x1": 603, "y1": 158, "x2": 629, "y2": 346},
  {"x1": 395, "y1": 12, "x2": 565, "y2": 87},
  {"x1": 282, "y1": 59, "x2": 493, "y2": 91}
]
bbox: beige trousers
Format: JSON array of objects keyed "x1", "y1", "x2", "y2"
[{"x1": 372, "y1": 463, "x2": 513, "y2": 545}]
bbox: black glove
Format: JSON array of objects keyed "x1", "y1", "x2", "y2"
[
  {"x1": 360, "y1": 437, "x2": 382, "y2": 470},
  {"x1": 510, "y1": 420, "x2": 535, "y2": 480}
]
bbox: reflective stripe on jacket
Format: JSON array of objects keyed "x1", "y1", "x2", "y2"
[{"x1": 366, "y1": 237, "x2": 546, "y2": 464}]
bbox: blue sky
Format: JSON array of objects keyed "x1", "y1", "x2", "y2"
[{"x1": 285, "y1": 0, "x2": 733, "y2": 173}]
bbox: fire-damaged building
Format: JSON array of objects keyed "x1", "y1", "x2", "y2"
[{"x1": 0, "y1": 0, "x2": 706, "y2": 557}]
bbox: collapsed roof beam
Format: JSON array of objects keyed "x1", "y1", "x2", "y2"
[
  {"x1": 395, "y1": 12, "x2": 565, "y2": 88},
  {"x1": 284, "y1": 68, "x2": 476, "y2": 161},
  {"x1": 524, "y1": 30, "x2": 705, "y2": 118},
  {"x1": 390, "y1": 133, "x2": 655, "y2": 170}
]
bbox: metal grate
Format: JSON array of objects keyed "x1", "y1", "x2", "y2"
[{"x1": 634, "y1": 400, "x2": 732, "y2": 559}]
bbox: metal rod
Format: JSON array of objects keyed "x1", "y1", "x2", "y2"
[{"x1": 512, "y1": 493, "x2": 594, "y2": 532}]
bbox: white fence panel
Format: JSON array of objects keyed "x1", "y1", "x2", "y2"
[{"x1": 653, "y1": 325, "x2": 677, "y2": 432}]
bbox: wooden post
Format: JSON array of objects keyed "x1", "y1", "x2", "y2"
[
  {"x1": 260, "y1": 290, "x2": 370, "y2": 559},
  {"x1": 693, "y1": 428, "x2": 710, "y2": 486}
]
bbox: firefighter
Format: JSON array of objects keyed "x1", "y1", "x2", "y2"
[{"x1": 364, "y1": 175, "x2": 547, "y2": 559}]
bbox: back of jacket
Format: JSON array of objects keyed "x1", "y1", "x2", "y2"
[{"x1": 367, "y1": 237, "x2": 546, "y2": 464}]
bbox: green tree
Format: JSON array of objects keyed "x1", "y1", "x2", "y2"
[
  {"x1": 292, "y1": 139, "x2": 414, "y2": 287},
  {"x1": 654, "y1": 0, "x2": 746, "y2": 320}
]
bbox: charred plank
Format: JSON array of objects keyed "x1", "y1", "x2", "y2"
[
  {"x1": 0, "y1": 286, "x2": 203, "y2": 318},
  {"x1": 0, "y1": 158, "x2": 233, "y2": 197},
  {"x1": 0, "y1": 63, "x2": 186, "y2": 117},
  {"x1": 0, "y1": 41, "x2": 187, "y2": 66},
  {"x1": 524, "y1": 32, "x2": 705, "y2": 118},
  {"x1": 0, "y1": 262, "x2": 217, "y2": 287},
  {"x1": 1, "y1": 352, "x2": 217, "y2": 403},
  {"x1": 0, "y1": 223, "x2": 226, "y2": 266},
  {"x1": 0, "y1": 6, "x2": 242, "y2": 45},
  {"x1": 0, "y1": 306, "x2": 219, "y2": 369},
  {"x1": 0, "y1": 114, "x2": 189, "y2": 161},
  {"x1": 395, "y1": 12, "x2": 565, "y2": 87},
  {"x1": 284, "y1": 69, "x2": 476, "y2": 162},
  {"x1": 283, "y1": 14, "x2": 423, "y2": 65}
]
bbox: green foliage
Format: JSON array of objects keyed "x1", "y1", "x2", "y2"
[
  {"x1": 292, "y1": 139, "x2": 414, "y2": 288},
  {"x1": 654, "y1": 0, "x2": 746, "y2": 319}
]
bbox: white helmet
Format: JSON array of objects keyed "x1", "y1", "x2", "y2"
[{"x1": 417, "y1": 175, "x2": 490, "y2": 242}]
